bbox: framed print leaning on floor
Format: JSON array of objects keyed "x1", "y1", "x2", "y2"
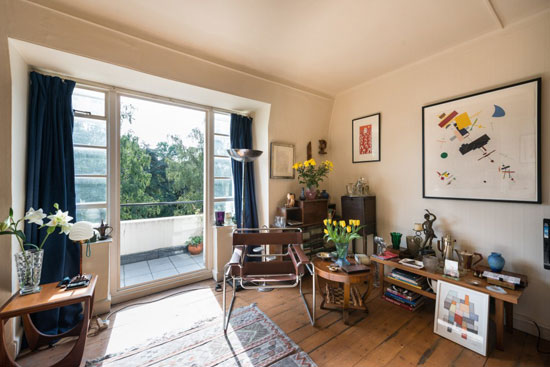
[
  {"x1": 422, "y1": 78, "x2": 541, "y2": 203},
  {"x1": 434, "y1": 280, "x2": 489, "y2": 356},
  {"x1": 352, "y1": 113, "x2": 380, "y2": 163}
]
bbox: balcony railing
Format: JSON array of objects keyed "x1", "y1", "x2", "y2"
[{"x1": 120, "y1": 200, "x2": 204, "y2": 258}]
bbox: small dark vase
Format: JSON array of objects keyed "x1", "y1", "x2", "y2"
[
  {"x1": 299, "y1": 188, "x2": 306, "y2": 201},
  {"x1": 320, "y1": 190, "x2": 329, "y2": 199}
]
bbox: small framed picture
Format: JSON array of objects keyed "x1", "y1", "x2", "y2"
[
  {"x1": 444, "y1": 259, "x2": 459, "y2": 279},
  {"x1": 270, "y1": 142, "x2": 295, "y2": 179},
  {"x1": 434, "y1": 281, "x2": 489, "y2": 356},
  {"x1": 352, "y1": 113, "x2": 380, "y2": 163}
]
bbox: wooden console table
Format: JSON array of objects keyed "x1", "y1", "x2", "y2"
[
  {"x1": 313, "y1": 257, "x2": 373, "y2": 324},
  {"x1": 0, "y1": 275, "x2": 97, "y2": 367},
  {"x1": 371, "y1": 257, "x2": 526, "y2": 351}
]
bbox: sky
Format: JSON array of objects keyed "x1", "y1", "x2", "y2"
[{"x1": 120, "y1": 95, "x2": 206, "y2": 148}]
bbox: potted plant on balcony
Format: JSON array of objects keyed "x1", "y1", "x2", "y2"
[{"x1": 186, "y1": 235, "x2": 203, "y2": 255}]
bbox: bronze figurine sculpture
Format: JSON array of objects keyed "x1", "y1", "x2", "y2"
[{"x1": 421, "y1": 209, "x2": 437, "y2": 251}]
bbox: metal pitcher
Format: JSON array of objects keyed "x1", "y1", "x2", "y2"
[
  {"x1": 437, "y1": 234, "x2": 455, "y2": 260},
  {"x1": 454, "y1": 250, "x2": 483, "y2": 271},
  {"x1": 94, "y1": 220, "x2": 113, "y2": 240}
]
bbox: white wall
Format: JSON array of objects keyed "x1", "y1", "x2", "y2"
[
  {"x1": 0, "y1": 0, "x2": 333, "y2": 230},
  {"x1": 120, "y1": 216, "x2": 203, "y2": 256},
  {"x1": 6, "y1": 38, "x2": 28, "y2": 357},
  {"x1": 0, "y1": 0, "x2": 334, "y2": 311},
  {"x1": 328, "y1": 11, "x2": 550, "y2": 337}
]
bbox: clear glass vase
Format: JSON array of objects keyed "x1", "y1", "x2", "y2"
[
  {"x1": 334, "y1": 242, "x2": 350, "y2": 267},
  {"x1": 15, "y1": 249, "x2": 44, "y2": 295}
]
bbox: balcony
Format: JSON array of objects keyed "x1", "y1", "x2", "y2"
[{"x1": 119, "y1": 201, "x2": 204, "y2": 288}]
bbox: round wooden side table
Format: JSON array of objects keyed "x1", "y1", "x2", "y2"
[{"x1": 313, "y1": 257, "x2": 373, "y2": 324}]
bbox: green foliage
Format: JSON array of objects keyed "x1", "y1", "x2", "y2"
[
  {"x1": 323, "y1": 219, "x2": 363, "y2": 244},
  {"x1": 120, "y1": 133, "x2": 157, "y2": 220},
  {"x1": 293, "y1": 159, "x2": 333, "y2": 188},
  {"x1": 119, "y1": 108, "x2": 205, "y2": 220},
  {"x1": 186, "y1": 235, "x2": 203, "y2": 247},
  {"x1": 165, "y1": 132, "x2": 204, "y2": 216}
]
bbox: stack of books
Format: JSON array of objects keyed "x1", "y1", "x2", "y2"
[
  {"x1": 383, "y1": 284, "x2": 425, "y2": 311},
  {"x1": 387, "y1": 268, "x2": 428, "y2": 290}
]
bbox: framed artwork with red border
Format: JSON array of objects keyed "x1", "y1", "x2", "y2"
[{"x1": 352, "y1": 113, "x2": 381, "y2": 163}]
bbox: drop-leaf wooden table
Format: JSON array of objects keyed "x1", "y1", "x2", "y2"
[{"x1": 0, "y1": 275, "x2": 97, "y2": 367}]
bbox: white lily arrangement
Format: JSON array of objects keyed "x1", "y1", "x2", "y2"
[{"x1": 0, "y1": 203, "x2": 73, "y2": 252}]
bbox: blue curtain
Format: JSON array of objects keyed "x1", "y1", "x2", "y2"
[
  {"x1": 230, "y1": 114, "x2": 259, "y2": 230},
  {"x1": 24, "y1": 71, "x2": 81, "y2": 336}
]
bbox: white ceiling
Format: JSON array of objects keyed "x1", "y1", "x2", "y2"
[{"x1": 27, "y1": 0, "x2": 550, "y2": 97}]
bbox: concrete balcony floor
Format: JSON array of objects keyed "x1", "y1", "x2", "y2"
[{"x1": 121, "y1": 253, "x2": 205, "y2": 288}]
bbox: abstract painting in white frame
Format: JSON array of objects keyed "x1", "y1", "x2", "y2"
[
  {"x1": 434, "y1": 280, "x2": 489, "y2": 356},
  {"x1": 422, "y1": 78, "x2": 541, "y2": 203}
]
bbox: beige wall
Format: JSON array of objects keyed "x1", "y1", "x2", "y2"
[
  {"x1": 328, "y1": 11, "x2": 550, "y2": 336},
  {"x1": 7, "y1": 37, "x2": 29, "y2": 356},
  {"x1": 0, "y1": 0, "x2": 333, "y2": 352},
  {"x1": 0, "y1": 0, "x2": 333, "y2": 226}
]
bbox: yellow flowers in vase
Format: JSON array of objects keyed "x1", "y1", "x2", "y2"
[
  {"x1": 292, "y1": 159, "x2": 333, "y2": 199},
  {"x1": 323, "y1": 219, "x2": 363, "y2": 267}
]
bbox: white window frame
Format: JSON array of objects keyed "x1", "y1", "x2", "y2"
[
  {"x1": 213, "y1": 111, "x2": 234, "y2": 214},
  {"x1": 73, "y1": 85, "x2": 110, "y2": 226},
  {"x1": 71, "y1": 78, "x2": 244, "y2": 302}
]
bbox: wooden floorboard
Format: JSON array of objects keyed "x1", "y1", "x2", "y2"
[{"x1": 15, "y1": 278, "x2": 550, "y2": 367}]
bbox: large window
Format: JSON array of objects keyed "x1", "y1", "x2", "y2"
[
  {"x1": 213, "y1": 112, "x2": 234, "y2": 215},
  {"x1": 119, "y1": 95, "x2": 206, "y2": 221},
  {"x1": 71, "y1": 80, "x2": 240, "y2": 290},
  {"x1": 72, "y1": 87, "x2": 108, "y2": 224}
]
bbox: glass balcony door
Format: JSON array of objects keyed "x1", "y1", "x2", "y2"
[{"x1": 118, "y1": 94, "x2": 206, "y2": 288}]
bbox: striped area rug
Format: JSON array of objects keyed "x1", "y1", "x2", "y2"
[{"x1": 85, "y1": 304, "x2": 316, "y2": 367}]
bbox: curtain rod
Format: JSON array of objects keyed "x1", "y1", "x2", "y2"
[{"x1": 30, "y1": 67, "x2": 252, "y2": 118}]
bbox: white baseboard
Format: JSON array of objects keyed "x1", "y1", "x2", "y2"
[
  {"x1": 514, "y1": 313, "x2": 550, "y2": 341},
  {"x1": 12, "y1": 320, "x2": 23, "y2": 358},
  {"x1": 212, "y1": 269, "x2": 223, "y2": 282},
  {"x1": 93, "y1": 297, "x2": 112, "y2": 316}
]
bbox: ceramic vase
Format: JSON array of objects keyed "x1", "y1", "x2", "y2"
[
  {"x1": 299, "y1": 188, "x2": 306, "y2": 201},
  {"x1": 488, "y1": 252, "x2": 505, "y2": 272},
  {"x1": 334, "y1": 242, "x2": 350, "y2": 267},
  {"x1": 304, "y1": 187, "x2": 317, "y2": 200},
  {"x1": 320, "y1": 190, "x2": 329, "y2": 199},
  {"x1": 406, "y1": 236, "x2": 421, "y2": 258},
  {"x1": 15, "y1": 249, "x2": 44, "y2": 295}
]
